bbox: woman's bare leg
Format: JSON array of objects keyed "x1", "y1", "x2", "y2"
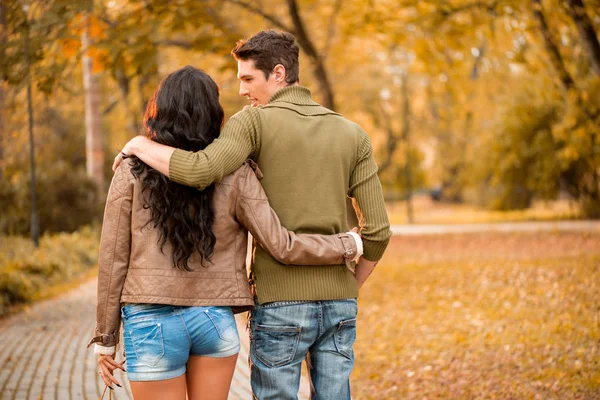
[
  {"x1": 129, "y1": 374, "x2": 187, "y2": 400},
  {"x1": 186, "y1": 354, "x2": 238, "y2": 400}
]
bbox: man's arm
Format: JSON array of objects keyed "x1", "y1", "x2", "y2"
[
  {"x1": 113, "y1": 136, "x2": 174, "y2": 176},
  {"x1": 235, "y1": 162, "x2": 362, "y2": 265},
  {"x1": 115, "y1": 109, "x2": 261, "y2": 190},
  {"x1": 348, "y1": 128, "x2": 392, "y2": 284}
]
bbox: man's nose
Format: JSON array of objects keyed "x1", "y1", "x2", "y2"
[{"x1": 239, "y1": 83, "x2": 248, "y2": 97}]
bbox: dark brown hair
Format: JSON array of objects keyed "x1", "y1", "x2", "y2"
[
  {"x1": 231, "y1": 30, "x2": 300, "y2": 84},
  {"x1": 130, "y1": 66, "x2": 223, "y2": 271}
]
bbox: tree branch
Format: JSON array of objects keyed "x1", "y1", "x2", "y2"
[
  {"x1": 566, "y1": 0, "x2": 600, "y2": 77},
  {"x1": 439, "y1": 1, "x2": 497, "y2": 17},
  {"x1": 286, "y1": 0, "x2": 336, "y2": 109},
  {"x1": 470, "y1": 39, "x2": 487, "y2": 80},
  {"x1": 224, "y1": 0, "x2": 294, "y2": 32},
  {"x1": 531, "y1": 0, "x2": 576, "y2": 91},
  {"x1": 154, "y1": 39, "x2": 194, "y2": 49}
]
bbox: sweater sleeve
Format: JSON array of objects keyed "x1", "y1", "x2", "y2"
[
  {"x1": 348, "y1": 129, "x2": 392, "y2": 261},
  {"x1": 169, "y1": 108, "x2": 261, "y2": 189}
]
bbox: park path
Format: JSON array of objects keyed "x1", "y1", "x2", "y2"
[
  {"x1": 1, "y1": 220, "x2": 599, "y2": 399},
  {"x1": 0, "y1": 279, "x2": 310, "y2": 400},
  {"x1": 390, "y1": 220, "x2": 600, "y2": 235}
]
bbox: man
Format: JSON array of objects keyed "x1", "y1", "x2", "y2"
[{"x1": 114, "y1": 30, "x2": 391, "y2": 400}]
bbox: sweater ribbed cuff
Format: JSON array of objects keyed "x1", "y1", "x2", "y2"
[
  {"x1": 169, "y1": 149, "x2": 208, "y2": 188},
  {"x1": 362, "y1": 237, "x2": 391, "y2": 261}
]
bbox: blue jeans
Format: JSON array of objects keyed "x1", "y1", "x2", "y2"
[
  {"x1": 250, "y1": 299, "x2": 357, "y2": 400},
  {"x1": 121, "y1": 304, "x2": 240, "y2": 381}
]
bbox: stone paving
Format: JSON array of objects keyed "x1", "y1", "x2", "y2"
[{"x1": 0, "y1": 279, "x2": 310, "y2": 400}]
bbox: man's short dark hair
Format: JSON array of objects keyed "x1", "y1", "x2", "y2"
[{"x1": 231, "y1": 30, "x2": 300, "y2": 85}]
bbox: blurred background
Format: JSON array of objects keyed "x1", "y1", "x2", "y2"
[
  {"x1": 1, "y1": 1, "x2": 599, "y2": 398},
  {"x1": 2, "y1": 0, "x2": 600, "y2": 239}
]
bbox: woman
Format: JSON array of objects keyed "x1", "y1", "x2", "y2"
[{"x1": 88, "y1": 66, "x2": 361, "y2": 400}]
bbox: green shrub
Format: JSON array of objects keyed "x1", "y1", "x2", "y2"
[
  {"x1": 0, "y1": 226, "x2": 100, "y2": 316},
  {"x1": 0, "y1": 164, "x2": 103, "y2": 235}
]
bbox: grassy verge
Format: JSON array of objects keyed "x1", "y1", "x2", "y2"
[
  {"x1": 387, "y1": 196, "x2": 582, "y2": 225},
  {"x1": 352, "y1": 232, "x2": 600, "y2": 399},
  {"x1": 0, "y1": 226, "x2": 100, "y2": 317}
]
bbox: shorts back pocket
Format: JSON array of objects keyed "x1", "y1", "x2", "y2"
[{"x1": 130, "y1": 322, "x2": 165, "y2": 367}]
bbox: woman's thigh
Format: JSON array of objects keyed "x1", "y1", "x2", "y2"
[
  {"x1": 186, "y1": 354, "x2": 238, "y2": 400},
  {"x1": 129, "y1": 374, "x2": 187, "y2": 400}
]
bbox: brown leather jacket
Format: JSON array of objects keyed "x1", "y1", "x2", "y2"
[{"x1": 89, "y1": 160, "x2": 358, "y2": 350}]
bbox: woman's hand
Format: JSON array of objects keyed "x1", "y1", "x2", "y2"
[{"x1": 97, "y1": 353, "x2": 126, "y2": 388}]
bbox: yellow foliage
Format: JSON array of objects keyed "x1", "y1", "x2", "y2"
[{"x1": 61, "y1": 38, "x2": 80, "y2": 59}]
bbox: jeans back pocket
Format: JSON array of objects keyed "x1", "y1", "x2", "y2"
[
  {"x1": 253, "y1": 324, "x2": 301, "y2": 368},
  {"x1": 334, "y1": 318, "x2": 356, "y2": 359}
]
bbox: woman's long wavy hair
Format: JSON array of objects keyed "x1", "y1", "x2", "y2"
[{"x1": 130, "y1": 66, "x2": 224, "y2": 271}]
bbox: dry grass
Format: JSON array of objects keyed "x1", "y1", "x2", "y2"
[
  {"x1": 352, "y1": 232, "x2": 600, "y2": 399},
  {"x1": 0, "y1": 226, "x2": 100, "y2": 316},
  {"x1": 387, "y1": 196, "x2": 582, "y2": 225}
]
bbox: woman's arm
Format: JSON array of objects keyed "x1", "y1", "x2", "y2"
[
  {"x1": 87, "y1": 164, "x2": 134, "y2": 356},
  {"x1": 235, "y1": 161, "x2": 362, "y2": 265}
]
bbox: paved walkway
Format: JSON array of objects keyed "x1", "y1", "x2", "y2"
[
  {"x1": 390, "y1": 220, "x2": 600, "y2": 235},
  {"x1": 0, "y1": 279, "x2": 310, "y2": 400}
]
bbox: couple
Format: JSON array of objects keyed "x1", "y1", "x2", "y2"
[{"x1": 89, "y1": 30, "x2": 391, "y2": 400}]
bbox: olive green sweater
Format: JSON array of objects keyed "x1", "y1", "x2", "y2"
[{"x1": 169, "y1": 86, "x2": 391, "y2": 304}]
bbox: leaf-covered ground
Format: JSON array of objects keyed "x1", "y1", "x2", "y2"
[
  {"x1": 352, "y1": 232, "x2": 600, "y2": 399},
  {"x1": 387, "y1": 197, "x2": 581, "y2": 225}
]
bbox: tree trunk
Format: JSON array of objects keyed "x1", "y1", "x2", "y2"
[
  {"x1": 400, "y1": 73, "x2": 414, "y2": 224},
  {"x1": 0, "y1": 84, "x2": 4, "y2": 181},
  {"x1": 567, "y1": 0, "x2": 600, "y2": 78},
  {"x1": 82, "y1": 20, "x2": 105, "y2": 197},
  {"x1": 115, "y1": 68, "x2": 141, "y2": 136},
  {"x1": 24, "y1": 17, "x2": 39, "y2": 246},
  {"x1": 286, "y1": 0, "x2": 336, "y2": 110},
  {"x1": 0, "y1": 0, "x2": 6, "y2": 181}
]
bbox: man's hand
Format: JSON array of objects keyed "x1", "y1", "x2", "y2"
[
  {"x1": 113, "y1": 136, "x2": 147, "y2": 171},
  {"x1": 355, "y1": 258, "x2": 378, "y2": 289},
  {"x1": 111, "y1": 136, "x2": 174, "y2": 177},
  {"x1": 97, "y1": 353, "x2": 125, "y2": 388}
]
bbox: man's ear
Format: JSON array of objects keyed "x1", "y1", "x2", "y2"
[{"x1": 272, "y1": 64, "x2": 286, "y2": 83}]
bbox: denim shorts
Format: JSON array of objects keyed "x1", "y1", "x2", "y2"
[{"x1": 121, "y1": 303, "x2": 240, "y2": 381}]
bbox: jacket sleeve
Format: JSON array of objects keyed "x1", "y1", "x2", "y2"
[
  {"x1": 234, "y1": 162, "x2": 358, "y2": 265},
  {"x1": 87, "y1": 164, "x2": 133, "y2": 353},
  {"x1": 169, "y1": 109, "x2": 261, "y2": 189},
  {"x1": 348, "y1": 129, "x2": 392, "y2": 261}
]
